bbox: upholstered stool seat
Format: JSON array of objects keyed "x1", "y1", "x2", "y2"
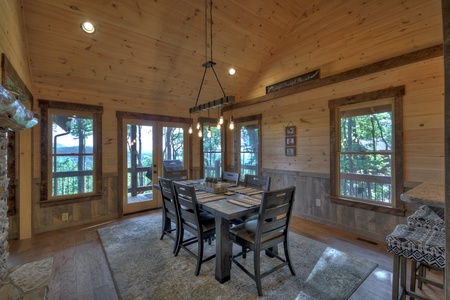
[
  {"x1": 386, "y1": 224, "x2": 445, "y2": 300},
  {"x1": 407, "y1": 205, "x2": 445, "y2": 232}
]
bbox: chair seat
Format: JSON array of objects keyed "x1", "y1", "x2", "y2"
[
  {"x1": 386, "y1": 224, "x2": 445, "y2": 269},
  {"x1": 407, "y1": 205, "x2": 445, "y2": 232},
  {"x1": 230, "y1": 220, "x2": 284, "y2": 244}
]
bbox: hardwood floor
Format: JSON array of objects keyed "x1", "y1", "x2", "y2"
[{"x1": 7, "y1": 210, "x2": 444, "y2": 300}]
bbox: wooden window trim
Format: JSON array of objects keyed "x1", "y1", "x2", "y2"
[
  {"x1": 39, "y1": 100, "x2": 103, "y2": 207},
  {"x1": 328, "y1": 86, "x2": 406, "y2": 216}
]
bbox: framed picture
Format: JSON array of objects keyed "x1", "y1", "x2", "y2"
[
  {"x1": 285, "y1": 147, "x2": 296, "y2": 156},
  {"x1": 285, "y1": 136, "x2": 296, "y2": 146},
  {"x1": 285, "y1": 126, "x2": 296, "y2": 136}
]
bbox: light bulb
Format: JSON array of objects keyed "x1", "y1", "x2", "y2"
[
  {"x1": 196, "y1": 122, "x2": 200, "y2": 130},
  {"x1": 198, "y1": 129, "x2": 203, "y2": 137},
  {"x1": 219, "y1": 115, "x2": 224, "y2": 125},
  {"x1": 217, "y1": 123, "x2": 221, "y2": 130},
  {"x1": 229, "y1": 116, "x2": 234, "y2": 130},
  {"x1": 207, "y1": 126, "x2": 212, "y2": 138},
  {"x1": 188, "y1": 125, "x2": 193, "y2": 134}
]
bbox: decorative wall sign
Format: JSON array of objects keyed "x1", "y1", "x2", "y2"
[{"x1": 266, "y1": 69, "x2": 320, "y2": 94}]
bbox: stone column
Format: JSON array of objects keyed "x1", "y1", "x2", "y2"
[
  {"x1": 0, "y1": 85, "x2": 37, "y2": 286},
  {"x1": 0, "y1": 129, "x2": 9, "y2": 284}
]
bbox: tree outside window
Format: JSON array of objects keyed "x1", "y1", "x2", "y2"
[{"x1": 202, "y1": 125, "x2": 222, "y2": 178}]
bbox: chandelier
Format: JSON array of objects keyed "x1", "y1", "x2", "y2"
[{"x1": 189, "y1": 0, "x2": 235, "y2": 136}]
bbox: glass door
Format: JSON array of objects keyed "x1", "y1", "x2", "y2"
[
  {"x1": 122, "y1": 119, "x2": 189, "y2": 214},
  {"x1": 123, "y1": 120, "x2": 158, "y2": 214}
]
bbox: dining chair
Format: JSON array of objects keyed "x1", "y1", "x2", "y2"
[
  {"x1": 229, "y1": 186, "x2": 296, "y2": 296},
  {"x1": 172, "y1": 181, "x2": 216, "y2": 276},
  {"x1": 244, "y1": 174, "x2": 271, "y2": 191},
  {"x1": 221, "y1": 171, "x2": 240, "y2": 186},
  {"x1": 158, "y1": 177, "x2": 180, "y2": 253},
  {"x1": 164, "y1": 169, "x2": 188, "y2": 180}
]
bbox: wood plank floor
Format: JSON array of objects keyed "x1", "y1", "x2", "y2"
[{"x1": 7, "y1": 209, "x2": 444, "y2": 300}]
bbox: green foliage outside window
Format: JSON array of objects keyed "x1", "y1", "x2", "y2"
[{"x1": 338, "y1": 103, "x2": 393, "y2": 203}]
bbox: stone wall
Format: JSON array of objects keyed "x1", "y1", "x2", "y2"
[{"x1": 0, "y1": 129, "x2": 9, "y2": 284}]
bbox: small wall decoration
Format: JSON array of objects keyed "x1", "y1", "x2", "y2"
[
  {"x1": 285, "y1": 147, "x2": 296, "y2": 156},
  {"x1": 285, "y1": 136, "x2": 295, "y2": 146},
  {"x1": 285, "y1": 126, "x2": 296, "y2": 136},
  {"x1": 284, "y1": 122, "x2": 296, "y2": 156}
]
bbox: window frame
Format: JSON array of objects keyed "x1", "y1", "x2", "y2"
[
  {"x1": 39, "y1": 100, "x2": 103, "y2": 206},
  {"x1": 328, "y1": 87, "x2": 406, "y2": 216}
]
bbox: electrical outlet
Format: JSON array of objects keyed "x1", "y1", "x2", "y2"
[
  {"x1": 62, "y1": 213, "x2": 69, "y2": 221},
  {"x1": 315, "y1": 198, "x2": 321, "y2": 207}
]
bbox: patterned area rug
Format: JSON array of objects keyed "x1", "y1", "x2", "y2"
[{"x1": 98, "y1": 214, "x2": 377, "y2": 300}]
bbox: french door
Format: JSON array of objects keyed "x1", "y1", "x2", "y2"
[{"x1": 121, "y1": 118, "x2": 189, "y2": 214}]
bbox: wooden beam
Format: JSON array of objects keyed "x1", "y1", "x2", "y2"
[{"x1": 222, "y1": 45, "x2": 442, "y2": 112}]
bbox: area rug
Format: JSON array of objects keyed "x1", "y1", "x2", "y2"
[{"x1": 98, "y1": 214, "x2": 377, "y2": 300}]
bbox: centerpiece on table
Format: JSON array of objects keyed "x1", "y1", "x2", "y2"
[{"x1": 194, "y1": 177, "x2": 228, "y2": 194}]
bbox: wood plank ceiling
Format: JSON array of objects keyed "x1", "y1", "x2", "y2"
[{"x1": 22, "y1": 0, "x2": 313, "y2": 109}]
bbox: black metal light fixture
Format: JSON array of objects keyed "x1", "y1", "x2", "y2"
[{"x1": 189, "y1": 0, "x2": 235, "y2": 136}]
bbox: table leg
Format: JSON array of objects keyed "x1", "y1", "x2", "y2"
[{"x1": 215, "y1": 217, "x2": 231, "y2": 283}]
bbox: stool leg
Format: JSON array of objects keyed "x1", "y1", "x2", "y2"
[
  {"x1": 399, "y1": 256, "x2": 406, "y2": 300},
  {"x1": 418, "y1": 265, "x2": 425, "y2": 290},
  {"x1": 392, "y1": 254, "x2": 400, "y2": 300},
  {"x1": 410, "y1": 260, "x2": 417, "y2": 293}
]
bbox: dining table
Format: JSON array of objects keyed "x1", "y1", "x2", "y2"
[{"x1": 181, "y1": 180, "x2": 264, "y2": 283}]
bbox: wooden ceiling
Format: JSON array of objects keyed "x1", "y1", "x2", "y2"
[{"x1": 22, "y1": 0, "x2": 313, "y2": 108}]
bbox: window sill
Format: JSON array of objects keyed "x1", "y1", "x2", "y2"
[
  {"x1": 330, "y1": 196, "x2": 406, "y2": 217},
  {"x1": 40, "y1": 193, "x2": 102, "y2": 208}
]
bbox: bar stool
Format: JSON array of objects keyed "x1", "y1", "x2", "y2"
[
  {"x1": 407, "y1": 205, "x2": 445, "y2": 232},
  {"x1": 386, "y1": 224, "x2": 445, "y2": 300},
  {"x1": 406, "y1": 205, "x2": 445, "y2": 293}
]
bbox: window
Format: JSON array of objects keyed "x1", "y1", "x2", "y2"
[
  {"x1": 39, "y1": 100, "x2": 103, "y2": 205},
  {"x1": 329, "y1": 87, "x2": 405, "y2": 216},
  {"x1": 202, "y1": 124, "x2": 222, "y2": 178},
  {"x1": 236, "y1": 115, "x2": 262, "y2": 180}
]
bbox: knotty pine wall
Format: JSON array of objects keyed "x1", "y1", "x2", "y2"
[
  {"x1": 0, "y1": 0, "x2": 34, "y2": 239},
  {"x1": 2, "y1": 0, "x2": 445, "y2": 243}
]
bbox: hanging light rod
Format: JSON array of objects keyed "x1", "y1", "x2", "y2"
[{"x1": 189, "y1": 95, "x2": 235, "y2": 114}]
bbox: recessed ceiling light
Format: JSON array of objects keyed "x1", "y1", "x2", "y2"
[
  {"x1": 81, "y1": 21, "x2": 95, "y2": 34},
  {"x1": 228, "y1": 68, "x2": 236, "y2": 75}
]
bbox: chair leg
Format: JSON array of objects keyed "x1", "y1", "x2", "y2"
[
  {"x1": 254, "y1": 249, "x2": 263, "y2": 297},
  {"x1": 172, "y1": 223, "x2": 179, "y2": 254},
  {"x1": 283, "y1": 240, "x2": 296, "y2": 276},
  {"x1": 174, "y1": 228, "x2": 183, "y2": 256},
  {"x1": 242, "y1": 246, "x2": 247, "y2": 259},
  {"x1": 160, "y1": 213, "x2": 166, "y2": 240},
  {"x1": 195, "y1": 236, "x2": 204, "y2": 276}
]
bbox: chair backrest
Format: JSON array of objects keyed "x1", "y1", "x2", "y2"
[
  {"x1": 221, "y1": 171, "x2": 240, "y2": 186},
  {"x1": 244, "y1": 174, "x2": 271, "y2": 191},
  {"x1": 256, "y1": 186, "x2": 296, "y2": 243},
  {"x1": 164, "y1": 169, "x2": 188, "y2": 181},
  {"x1": 172, "y1": 181, "x2": 201, "y2": 235},
  {"x1": 158, "y1": 177, "x2": 178, "y2": 220}
]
